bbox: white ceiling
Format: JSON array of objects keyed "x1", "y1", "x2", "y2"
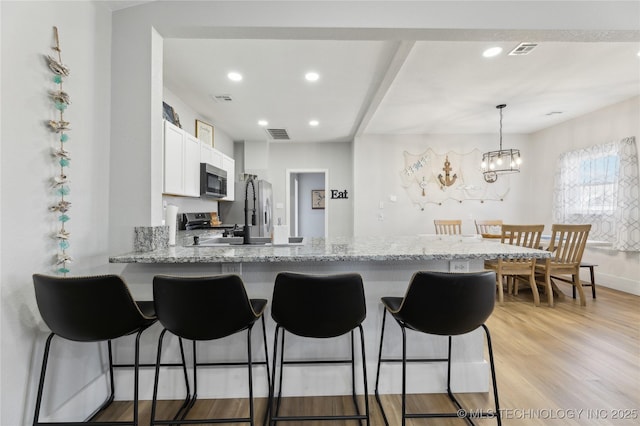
[
  {"x1": 162, "y1": 27, "x2": 640, "y2": 144},
  {"x1": 103, "y1": 0, "x2": 154, "y2": 11}
]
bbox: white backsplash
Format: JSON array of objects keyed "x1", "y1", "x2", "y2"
[{"x1": 162, "y1": 194, "x2": 219, "y2": 220}]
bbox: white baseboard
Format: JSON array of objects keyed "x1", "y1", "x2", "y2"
[
  {"x1": 113, "y1": 360, "x2": 490, "y2": 400},
  {"x1": 594, "y1": 271, "x2": 640, "y2": 296}
]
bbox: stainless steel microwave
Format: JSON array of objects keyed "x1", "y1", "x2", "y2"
[{"x1": 200, "y1": 163, "x2": 227, "y2": 198}]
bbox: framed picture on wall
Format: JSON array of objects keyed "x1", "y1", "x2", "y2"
[
  {"x1": 195, "y1": 119, "x2": 214, "y2": 147},
  {"x1": 311, "y1": 189, "x2": 325, "y2": 209}
]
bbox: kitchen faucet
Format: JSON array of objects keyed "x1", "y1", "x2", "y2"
[{"x1": 243, "y1": 175, "x2": 257, "y2": 244}]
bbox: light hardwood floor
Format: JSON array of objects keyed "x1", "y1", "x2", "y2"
[{"x1": 93, "y1": 284, "x2": 639, "y2": 425}]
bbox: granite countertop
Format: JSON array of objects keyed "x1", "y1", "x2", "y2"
[{"x1": 109, "y1": 235, "x2": 551, "y2": 264}]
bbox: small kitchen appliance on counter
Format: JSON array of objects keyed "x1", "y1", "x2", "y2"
[
  {"x1": 179, "y1": 212, "x2": 233, "y2": 230},
  {"x1": 166, "y1": 204, "x2": 179, "y2": 245}
]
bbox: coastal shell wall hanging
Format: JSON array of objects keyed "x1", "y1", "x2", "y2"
[
  {"x1": 46, "y1": 27, "x2": 72, "y2": 275},
  {"x1": 400, "y1": 148, "x2": 511, "y2": 210}
]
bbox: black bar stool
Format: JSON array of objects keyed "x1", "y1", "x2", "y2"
[
  {"x1": 375, "y1": 270, "x2": 501, "y2": 426},
  {"x1": 150, "y1": 274, "x2": 270, "y2": 425},
  {"x1": 32, "y1": 274, "x2": 158, "y2": 426},
  {"x1": 268, "y1": 272, "x2": 370, "y2": 425}
]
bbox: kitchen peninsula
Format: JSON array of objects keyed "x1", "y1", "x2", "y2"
[{"x1": 110, "y1": 235, "x2": 550, "y2": 400}]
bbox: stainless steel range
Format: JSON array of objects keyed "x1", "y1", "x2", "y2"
[{"x1": 179, "y1": 212, "x2": 214, "y2": 230}]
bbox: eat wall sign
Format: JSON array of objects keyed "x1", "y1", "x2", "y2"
[{"x1": 330, "y1": 189, "x2": 349, "y2": 199}]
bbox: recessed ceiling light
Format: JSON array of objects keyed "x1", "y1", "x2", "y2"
[
  {"x1": 305, "y1": 72, "x2": 320, "y2": 82},
  {"x1": 258, "y1": 120, "x2": 268, "y2": 126},
  {"x1": 309, "y1": 120, "x2": 319, "y2": 126},
  {"x1": 227, "y1": 72, "x2": 243, "y2": 82},
  {"x1": 483, "y1": 47, "x2": 503, "y2": 58}
]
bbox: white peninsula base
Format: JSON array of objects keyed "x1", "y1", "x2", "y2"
[{"x1": 109, "y1": 236, "x2": 548, "y2": 400}]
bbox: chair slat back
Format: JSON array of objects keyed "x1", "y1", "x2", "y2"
[
  {"x1": 501, "y1": 224, "x2": 544, "y2": 248},
  {"x1": 547, "y1": 224, "x2": 591, "y2": 266},
  {"x1": 499, "y1": 224, "x2": 544, "y2": 267},
  {"x1": 434, "y1": 219, "x2": 462, "y2": 235},
  {"x1": 475, "y1": 220, "x2": 503, "y2": 237}
]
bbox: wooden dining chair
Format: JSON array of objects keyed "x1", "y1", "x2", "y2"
[
  {"x1": 535, "y1": 224, "x2": 591, "y2": 307},
  {"x1": 475, "y1": 220, "x2": 503, "y2": 239},
  {"x1": 434, "y1": 219, "x2": 462, "y2": 235},
  {"x1": 484, "y1": 224, "x2": 544, "y2": 305}
]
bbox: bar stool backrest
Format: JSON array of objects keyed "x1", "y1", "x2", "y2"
[
  {"x1": 272, "y1": 272, "x2": 366, "y2": 338},
  {"x1": 153, "y1": 274, "x2": 259, "y2": 341},
  {"x1": 393, "y1": 271, "x2": 496, "y2": 336},
  {"x1": 33, "y1": 274, "x2": 154, "y2": 342}
]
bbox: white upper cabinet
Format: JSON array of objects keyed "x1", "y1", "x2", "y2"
[
  {"x1": 200, "y1": 143, "x2": 222, "y2": 168},
  {"x1": 212, "y1": 149, "x2": 224, "y2": 169},
  {"x1": 221, "y1": 154, "x2": 235, "y2": 201},
  {"x1": 183, "y1": 133, "x2": 201, "y2": 197},
  {"x1": 163, "y1": 121, "x2": 185, "y2": 195},
  {"x1": 163, "y1": 121, "x2": 202, "y2": 197},
  {"x1": 163, "y1": 120, "x2": 235, "y2": 200}
]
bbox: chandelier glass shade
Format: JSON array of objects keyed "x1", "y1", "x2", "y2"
[{"x1": 481, "y1": 104, "x2": 521, "y2": 183}]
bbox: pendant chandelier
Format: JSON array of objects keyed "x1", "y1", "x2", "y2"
[{"x1": 481, "y1": 104, "x2": 521, "y2": 183}]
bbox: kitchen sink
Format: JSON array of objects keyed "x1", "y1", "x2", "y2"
[{"x1": 192, "y1": 236, "x2": 304, "y2": 247}]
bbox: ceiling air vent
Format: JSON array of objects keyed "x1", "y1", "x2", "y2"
[
  {"x1": 211, "y1": 94, "x2": 233, "y2": 102},
  {"x1": 265, "y1": 128, "x2": 290, "y2": 140},
  {"x1": 508, "y1": 43, "x2": 538, "y2": 56}
]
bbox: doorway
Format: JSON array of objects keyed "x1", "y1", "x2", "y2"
[{"x1": 286, "y1": 169, "x2": 328, "y2": 238}]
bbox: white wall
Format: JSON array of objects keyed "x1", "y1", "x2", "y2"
[
  {"x1": 269, "y1": 142, "x2": 354, "y2": 237},
  {"x1": 296, "y1": 173, "x2": 326, "y2": 238},
  {"x1": 529, "y1": 96, "x2": 640, "y2": 295},
  {"x1": 353, "y1": 133, "x2": 533, "y2": 236},
  {"x1": 1, "y1": 1, "x2": 114, "y2": 424},
  {"x1": 353, "y1": 97, "x2": 640, "y2": 294},
  {"x1": 163, "y1": 87, "x2": 234, "y2": 157}
]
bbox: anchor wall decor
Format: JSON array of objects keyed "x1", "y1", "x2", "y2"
[
  {"x1": 437, "y1": 156, "x2": 457, "y2": 189},
  {"x1": 400, "y1": 148, "x2": 511, "y2": 209}
]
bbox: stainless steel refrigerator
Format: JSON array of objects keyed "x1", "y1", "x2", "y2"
[{"x1": 219, "y1": 179, "x2": 273, "y2": 238}]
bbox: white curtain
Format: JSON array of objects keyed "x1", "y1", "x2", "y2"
[{"x1": 553, "y1": 136, "x2": 639, "y2": 251}]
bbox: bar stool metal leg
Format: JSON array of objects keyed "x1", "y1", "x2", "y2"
[
  {"x1": 375, "y1": 271, "x2": 502, "y2": 426},
  {"x1": 34, "y1": 333, "x2": 144, "y2": 426},
  {"x1": 268, "y1": 272, "x2": 369, "y2": 425},
  {"x1": 268, "y1": 326, "x2": 369, "y2": 425},
  {"x1": 374, "y1": 308, "x2": 391, "y2": 426},
  {"x1": 151, "y1": 330, "x2": 191, "y2": 425},
  {"x1": 32, "y1": 274, "x2": 157, "y2": 426},
  {"x1": 33, "y1": 333, "x2": 55, "y2": 426}
]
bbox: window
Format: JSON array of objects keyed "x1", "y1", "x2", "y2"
[
  {"x1": 568, "y1": 153, "x2": 619, "y2": 215},
  {"x1": 553, "y1": 137, "x2": 639, "y2": 251}
]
